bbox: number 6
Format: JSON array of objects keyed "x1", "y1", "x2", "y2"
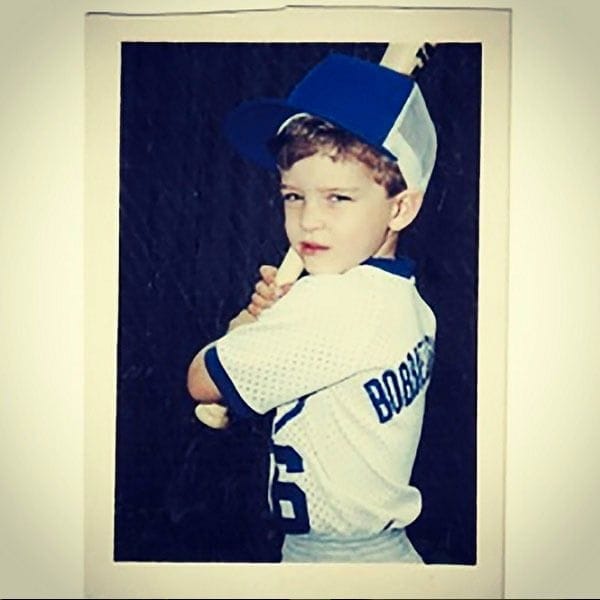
[{"x1": 271, "y1": 444, "x2": 310, "y2": 534}]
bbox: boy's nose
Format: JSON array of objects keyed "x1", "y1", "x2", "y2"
[{"x1": 299, "y1": 199, "x2": 325, "y2": 231}]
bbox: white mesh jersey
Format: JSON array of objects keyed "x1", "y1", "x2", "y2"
[{"x1": 205, "y1": 257, "x2": 436, "y2": 548}]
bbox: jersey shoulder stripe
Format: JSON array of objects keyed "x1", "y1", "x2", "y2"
[
  {"x1": 273, "y1": 395, "x2": 309, "y2": 433},
  {"x1": 204, "y1": 345, "x2": 261, "y2": 418}
]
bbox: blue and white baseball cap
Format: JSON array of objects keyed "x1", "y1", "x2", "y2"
[{"x1": 223, "y1": 52, "x2": 437, "y2": 192}]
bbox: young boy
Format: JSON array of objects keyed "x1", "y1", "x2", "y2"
[{"x1": 187, "y1": 53, "x2": 437, "y2": 562}]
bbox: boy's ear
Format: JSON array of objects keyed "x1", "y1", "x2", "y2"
[{"x1": 388, "y1": 190, "x2": 424, "y2": 232}]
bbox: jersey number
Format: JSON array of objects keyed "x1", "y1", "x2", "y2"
[{"x1": 271, "y1": 444, "x2": 310, "y2": 534}]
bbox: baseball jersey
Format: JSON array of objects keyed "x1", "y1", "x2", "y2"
[{"x1": 205, "y1": 256, "x2": 436, "y2": 555}]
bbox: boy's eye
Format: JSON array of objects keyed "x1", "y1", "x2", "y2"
[
  {"x1": 328, "y1": 194, "x2": 353, "y2": 203},
  {"x1": 281, "y1": 192, "x2": 303, "y2": 202}
]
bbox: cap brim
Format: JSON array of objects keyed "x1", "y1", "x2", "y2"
[{"x1": 223, "y1": 99, "x2": 300, "y2": 170}]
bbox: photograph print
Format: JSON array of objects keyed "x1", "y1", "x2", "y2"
[{"x1": 114, "y1": 40, "x2": 481, "y2": 565}]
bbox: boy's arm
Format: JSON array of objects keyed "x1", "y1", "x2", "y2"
[
  {"x1": 187, "y1": 301, "x2": 262, "y2": 403},
  {"x1": 187, "y1": 302, "x2": 263, "y2": 403},
  {"x1": 188, "y1": 344, "x2": 231, "y2": 429},
  {"x1": 187, "y1": 343, "x2": 222, "y2": 404},
  {"x1": 188, "y1": 262, "x2": 292, "y2": 401},
  {"x1": 188, "y1": 260, "x2": 298, "y2": 426}
]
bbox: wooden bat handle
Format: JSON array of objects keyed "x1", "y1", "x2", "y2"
[{"x1": 275, "y1": 247, "x2": 304, "y2": 286}]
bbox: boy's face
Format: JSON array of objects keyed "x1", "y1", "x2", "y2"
[{"x1": 280, "y1": 152, "x2": 397, "y2": 275}]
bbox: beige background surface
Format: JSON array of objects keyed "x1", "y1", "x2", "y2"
[{"x1": 1, "y1": 1, "x2": 599, "y2": 598}]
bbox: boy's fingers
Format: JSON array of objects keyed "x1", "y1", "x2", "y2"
[
  {"x1": 250, "y1": 267, "x2": 292, "y2": 317},
  {"x1": 255, "y1": 280, "x2": 276, "y2": 300},
  {"x1": 251, "y1": 292, "x2": 271, "y2": 309},
  {"x1": 259, "y1": 264, "x2": 278, "y2": 285},
  {"x1": 247, "y1": 302, "x2": 262, "y2": 317},
  {"x1": 271, "y1": 282, "x2": 292, "y2": 299}
]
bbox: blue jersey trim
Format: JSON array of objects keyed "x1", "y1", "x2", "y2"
[
  {"x1": 362, "y1": 256, "x2": 415, "y2": 278},
  {"x1": 204, "y1": 346, "x2": 261, "y2": 419},
  {"x1": 273, "y1": 396, "x2": 308, "y2": 434}
]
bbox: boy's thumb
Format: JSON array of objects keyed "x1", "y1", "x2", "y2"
[{"x1": 259, "y1": 264, "x2": 278, "y2": 284}]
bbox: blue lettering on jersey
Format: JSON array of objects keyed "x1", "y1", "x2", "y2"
[
  {"x1": 382, "y1": 369, "x2": 403, "y2": 413},
  {"x1": 364, "y1": 378, "x2": 394, "y2": 423},
  {"x1": 363, "y1": 335, "x2": 435, "y2": 424}
]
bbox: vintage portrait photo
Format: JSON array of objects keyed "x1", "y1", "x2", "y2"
[
  {"x1": 85, "y1": 6, "x2": 509, "y2": 597},
  {"x1": 115, "y1": 40, "x2": 479, "y2": 564}
]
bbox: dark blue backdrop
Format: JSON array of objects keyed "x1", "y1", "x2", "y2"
[{"x1": 115, "y1": 42, "x2": 480, "y2": 564}]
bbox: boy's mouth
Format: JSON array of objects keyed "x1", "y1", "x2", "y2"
[{"x1": 299, "y1": 241, "x2": 330, "y2": 256}]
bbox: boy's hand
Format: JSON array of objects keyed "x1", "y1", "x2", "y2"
[
  {"x1": 195, "y1": 403, "x2": 230, "y2": 429},
  {"x1": 227, "y1": 265, "x2": 294, "y2": 332},
  {"x1": 247, "y1": 265, "x2": 292, "y2": 318}
]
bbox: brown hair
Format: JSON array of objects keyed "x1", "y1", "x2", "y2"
[{"x1": 268, "y1": 114, "x2": 407, "y2": 197}]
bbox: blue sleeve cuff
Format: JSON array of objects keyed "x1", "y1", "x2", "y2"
[{"x1": 204, "y1": 346, "x2": 261, "y2": 419}]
